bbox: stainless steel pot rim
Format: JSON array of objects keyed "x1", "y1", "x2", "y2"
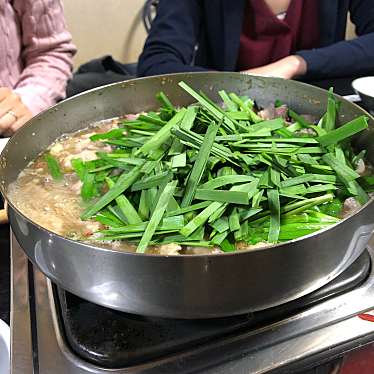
[{"x1": 1, "y1": 72, "x2": 373, "y2": 259}]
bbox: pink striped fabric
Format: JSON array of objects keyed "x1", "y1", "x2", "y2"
[{"x1": 0, "y1": 0, "x2": 76, "y2": 115}]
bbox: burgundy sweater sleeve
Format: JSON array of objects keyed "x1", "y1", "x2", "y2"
[{"x1": 12, "y1": 0, "x2": 76, "y2": 115}]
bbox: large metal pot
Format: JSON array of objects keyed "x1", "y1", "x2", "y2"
[{"x1": 1, "y1": 72, "x2": 374, "y2": 318}]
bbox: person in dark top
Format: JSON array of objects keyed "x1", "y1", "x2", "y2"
[{"x1": 137, "y1": 0, "x2": 374, "y2": 80}]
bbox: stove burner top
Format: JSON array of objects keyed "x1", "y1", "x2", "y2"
[{"x1": 57, "y1": 251, "x2": 371, "y2": 369}]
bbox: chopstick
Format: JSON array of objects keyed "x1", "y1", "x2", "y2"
[
  {"x1": 0, "y1": 209, "x2": 8, "y2": 224},
  {"x1": 0, "y1": 201, "x2": 8, "y2": 224}
]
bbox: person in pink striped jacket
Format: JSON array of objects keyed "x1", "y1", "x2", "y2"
[{"x1": 0, "y1": 0, "x2": 76, "y2": 136}]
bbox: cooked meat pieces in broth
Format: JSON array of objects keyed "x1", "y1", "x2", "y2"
[
  {"x1": 8, "y1": 121, "x2": 115, "y2": 240},
  {"x1": 10, "y1": 171, "x2": 100, "y2": 236}
]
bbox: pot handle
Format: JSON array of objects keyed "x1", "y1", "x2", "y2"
[{"x1": 342, "y1": 224, "x2": 374, "y2": 269}]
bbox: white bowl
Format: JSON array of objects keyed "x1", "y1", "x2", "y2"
[
  {"x1": 0, "y1": 138, "x2": 9, "y2": 155},
  {"x1": 0, "y1": 319, "x2": 10, "y2": 374},
  {"x1": 352, "y1": 76, "x2": 374, "y2": 111}
]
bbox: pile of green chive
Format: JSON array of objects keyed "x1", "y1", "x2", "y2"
[{"x1": 45, "y1": 82, "x2": 373, "y2": 254}]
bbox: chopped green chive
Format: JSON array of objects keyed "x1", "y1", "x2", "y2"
[
  {"x1": 45, "y1": 154, "x2": 63, "y2": 180},
  {"x1": 137, "y1": 181, "x2": 177, "y2": 253}
]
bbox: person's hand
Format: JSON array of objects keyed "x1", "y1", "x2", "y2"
[
  {"x1": 242, "y1": 55, "x2": 307, "y2": 80},
  {"x1": 0, "y1": 88, "x2": 33, "y2": 136}
]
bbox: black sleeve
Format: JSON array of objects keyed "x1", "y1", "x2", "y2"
[
  {"x1": 137, "y1": 0, "x2": 207, "y2": 77},
  {"x1": 297, "y1": 0, "x2": 374, "y2": 79}
]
